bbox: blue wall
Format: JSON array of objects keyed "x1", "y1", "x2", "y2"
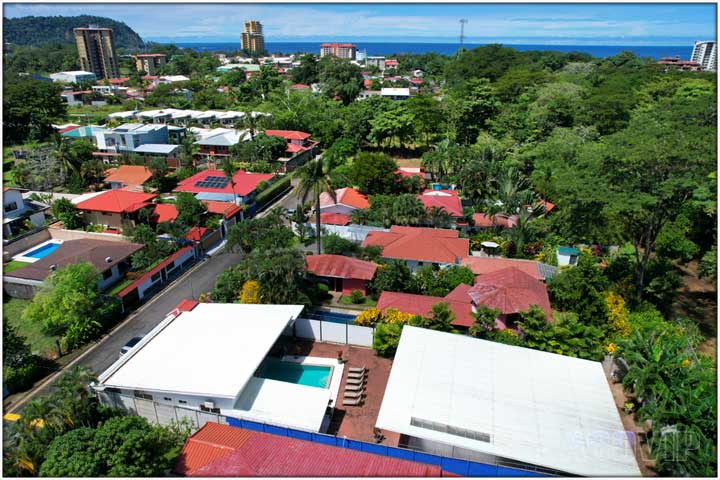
[{"x1": 225, "y1": 417, "x2": 548, "y2": 477}]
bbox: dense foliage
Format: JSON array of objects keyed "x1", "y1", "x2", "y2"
[{"x1": 3, "y1": 15, "x2": 145, "y2": 48}]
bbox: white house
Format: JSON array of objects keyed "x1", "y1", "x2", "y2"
[
  {"x1": 557, "y1": 246, "x2": 580, "y2": 266},
  {"x1": 92, "y1": 303, "x2": 341, "y2": 433},
  {"x1": 376, "y1": 326, "x2": 642, "y2": 477},
  {"x1": 3, "y1": 188, "x2": 48, "y2": 237},
  {"x1": 381, "y1": 87, "x2": 410, "y2": 100},
  {"x1": 50, "y1": 70, "x2": 97, "y2": 84}
]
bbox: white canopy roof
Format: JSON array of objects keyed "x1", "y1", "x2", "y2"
[
  {"x1": 98, "y1": 304, "x2": 303, "y2": 399},
  {"x1": 376, "y1": 326, "x2": 641, "y2": 477},
  {"x1": 231, "y1": 377, "x2": 331, "y2": 432}
]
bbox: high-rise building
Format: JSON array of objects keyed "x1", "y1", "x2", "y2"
[
  {"x1": 73, "y1": 25, "x2": 120, "y2": 80},
  {"x1": 690, "y1": 41, "x2": 717, "y2": 71},
  {"x1": 320, "y1": 43, "x2": 357, "y2": 60},
  {"x1": 241, "y1": 21, "x2": 265, "y2": 54},
  {"x1": 133, "y1": 53, "x2": 167, "y2": 75}
]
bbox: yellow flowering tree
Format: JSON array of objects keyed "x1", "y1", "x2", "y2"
[
  {"x1": 355, "y1": 308, "x2": 383, "y2": 326},
  {"x1": 239, "y1": 280, "x2": 261, "y2": 304},
  {"x1": 382, "y1": 308, "x2": 416, "y2": 325},
  {"x1": 604, "y1": 291, "x2": 630, "y2": 337}
]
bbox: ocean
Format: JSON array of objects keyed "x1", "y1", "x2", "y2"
[{"x1": 172, "y1": 41, "x2": 693, "y2": 60}]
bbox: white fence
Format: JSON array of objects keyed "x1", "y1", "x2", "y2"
[{"x1": 287, "y1": 318, "x2": 374, "y2": 347}]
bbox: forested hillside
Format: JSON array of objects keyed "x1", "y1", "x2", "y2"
[{"x1": 3, "y1": 15, "x2": 145, "y2": 49}]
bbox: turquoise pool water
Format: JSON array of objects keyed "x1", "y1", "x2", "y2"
[
  {"x1": 25, "y1": 242, "x2": 61, "y2": 259},
  {"x1": 258, "y1": 359, "x2": 331, "y2": 388}
]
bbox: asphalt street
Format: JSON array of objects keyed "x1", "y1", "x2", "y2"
[{"x1": 7, "y1": 249, "x2": 243, "y2": 413}]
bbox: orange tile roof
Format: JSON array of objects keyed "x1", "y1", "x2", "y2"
[
  {"x1": 319, "y1": 187, "x2": 370, "y2": 210},
  {"x1": 363, "y1": 226, "x2": 469, "y2": 265},
  {"x1": 75, "y1": 190, "x2": 156, "y2": 214},
  {"x1": 150, "y1": 203, "x2": 178, "y2": 223},
  {"x1": 319, "y1": 212, "x2": 351, "y2": 225},
  {"x1": 185, "y1": 226, "x2": 208, "y2": 241},
  {"x1": 306, "y1": 254, "x2": 378, "y2": 281},
  {"x1": 104, "y1": 165, "x2": 153, "y2": 187},
  {"x1": 203, "y1": 201, "x2": 242, "y2": 219},
  {"x1": 264, "y1": 129, "x2": 311, "y2": 140}
]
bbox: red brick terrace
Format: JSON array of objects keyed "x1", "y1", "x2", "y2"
[{"x1": 279, "y1": 338, "x2": 398, "y2": 446}]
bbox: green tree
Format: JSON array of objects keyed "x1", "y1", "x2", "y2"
[
  {"x1": 407, "y1": 93, "x2": 443, "y2": 146},
  {"x1": 446, "y1": 78, "x2": 501, "y2": 145},
  {"x1": 469, "y1": 305, "x2": 501, "y2": 338},
  {"x1": 293, "y1": 155, "x2": 335, "y2": 254},
  {"x1": 368, "y1": 101, "x2": 416, "y2": 148},
  {"x1": 39, "y1": 428, "x2": 99, "y2": 477},
  {"x1": 369, "y1": 260, "x2": 417, "y2": 298},
  {"x1": 51, "y1": 197, "x2": 82, "y2": 230},
  {"x1": 392, "y1": 194, "x2": 425, "y2": 226},
  {"x1": 291, "y1": 53, "x2": 320, "y2": 85},
  {"x1": 323, "y1": 233, "x2": 359, "y2": 256},
  {"x1": 226, "y1": 215, "x2": 294, "y2": 254},
  {"x1": 239, "y1": 248, "x2": 309, "y2": 305},
  {"x1": 546, "y1": 253, "x2": 609, "y2": 326},
  {"x1": 373, "y1": 322, "x2": 404, "y2": 358},
  {"x1": 350, "y1": 152, "x2": 398, "y2": 195},
  {"x1": 4, "y1": 80, "x2": 67, "y2": 143},
  {"x1": 212, "y1": 266, "x2": 248, "y2": 303},
  {"x1": 175, "y1": 192, "x2": 208, "y2": 227},
  {"x1": 420, "y1": 302, "x2": 456, "y2": 331},
  {"x1": 318, "y1": 56, "x2": 363, "y2": 105}
]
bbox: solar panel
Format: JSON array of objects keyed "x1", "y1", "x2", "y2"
[{"x1": 194, "y1": 175, "x2": 230, "y2": 189}]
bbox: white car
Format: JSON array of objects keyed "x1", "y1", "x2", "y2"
[{"x1": 119, "y1": 336, "x2": 144, "y2": 358}]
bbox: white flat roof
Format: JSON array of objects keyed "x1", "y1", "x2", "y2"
[
  {"x1": 98, "y1": 303, "x2": 303, "y2": 399},
  {"x1": 381, "y1": 87, "x2": 410, "y2": 96},
  {"x1": 375, "y1": 326, "x2": 641, "y2": 477},
  {"x1": 231, "y1": 377, "x2": 331, "y2": 432}
]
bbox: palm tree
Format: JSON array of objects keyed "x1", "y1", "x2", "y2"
[
  {"x1": 426, "y1": 206, "x2": 452, "y2": 228},
  {"x1": 293, "y1": 155, "x2": 335, "y2": 254},
  {"x1": 221, "y1": 157, "x2": 238, "y2": 205},
  {"x1": 503, "y1": 208, "x2": 534, "y2": 254},
  {"x1": 392, "y1": 194, "x2": 425, "y2": 226},
  {"x1": 179, "y1": 136, "x2": 198, "y2": 168},
  {"x1": 53, "y1": 134, "x2": 80, "y2": 178}
]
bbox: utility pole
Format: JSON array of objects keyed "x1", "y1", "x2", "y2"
[{"x1": 459, "y1": 19, "x2": 468, "y2": 51}]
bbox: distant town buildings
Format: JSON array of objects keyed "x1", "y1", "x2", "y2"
[
  {"x1": 73, "y1": 25, "x2": 120, "y2": 80},
  {"x1": 365, "y1": 55, "x2": 386, "y2": 70},
  {"x1": 654, "y1": 56, "x2": 702, "y2": 71},
  {"x1": 133, "y1": 53, "x2": 167, "y2": 75},
  {"x1": 241, "y1": 20, "x2": 265, "y2": 53},
  {"x1": 49, "y1": 70, "x2": 97, "y2": 84},
  {"x1": 320, "y1": 43, "x2": 357, "y2": 60},
  {"x1": 690, "y1": 40, "x2": 717, "y2": 71}
]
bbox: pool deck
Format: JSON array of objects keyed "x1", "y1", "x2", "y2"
[{"x1": 280, "y1": 338, "x2": 398, "y2": 446}]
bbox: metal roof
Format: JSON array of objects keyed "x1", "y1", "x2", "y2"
[
  {"x1": 376, "y1": 326, "x2": 641, "y2": 477},
  {"x1": 133, "y1": 144, "x2": 179, "y2": 154}
]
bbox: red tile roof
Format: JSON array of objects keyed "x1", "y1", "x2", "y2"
[
  {"x1": 306, "y1": 254, "x2": 378, "y2": 281},
  {"x1": 469, "y1": 267, "x2": 552, "y2": 320},
  {"x1": 150, "y1": 203, "x2": 179, "y2": 224},
  {"x1": 319, "y1": 212, "x2": 351, "y2": 225},
  {"x1": 108, "y1": 77, "x2": 130, "y2": 84},
  {"x1": 185, "y1": 226, "x2": 208, "y2": 241},
  {"x1": 203, "y1": 200, "x2": 242, "y2": 219},
  {"x1": 174, "y1": 169, "x2": 274, "y2": 197},
  {"x1": 461, "y1": 256, "x2": 544, "y2": 280},
  {"x1": 75, "y1": 190, "x2": 156, "y2": 214},
  {"x1": 418, "y1": 190, "x2": 463, "y2": 217},
  {"x1": 319, "y1": 187, "x2": 370, "y2": 210},
  {"x1": 472, "y1": 213, "x2": 516, "y2": 229},
  {"x1": 174, "y1": 422, "x2": 441, "y2": 477},
  {"x1": 289, "y1": 83, "x2": 310, "y2": 90},
  {"x1": 264, "y1": 129, "x2": 311, "y2": 141},
  {"x1": 376, "y1": 291, "x2": 474, "y2": 327},
  {"x1": 363, "y1": 226, "x2": 469, "y2": 265},
  {"x1": 104, "y1": 165, "x2": 153, "y2": 186}
]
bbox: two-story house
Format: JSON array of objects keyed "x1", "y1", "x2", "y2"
[{"x1": 3, "y1": 188, "x2": 49, "y2": 238}]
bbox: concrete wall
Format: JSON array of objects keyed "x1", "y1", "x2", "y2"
[
  {"x1": 82, "y1": 211, "x2": 124, "y2": 230},
  {"x1": 2, "y1": 279, "x2": 41, "y2": 299},
  {"x1": 292, "y1": 318, "x2": 374, "y2": 347},
  {"x1": 49, "y1": 228, "x2": 130, "y2": 243},
  {"x1": 3, "y1": 228, "x2": 51, "y2": 259}
]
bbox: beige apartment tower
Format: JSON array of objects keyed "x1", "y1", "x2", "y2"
[
  {"x1": 133, "y1": 53, "x2": 167, "y2": 75},
  {"x1": 241, "y1": 20, "x2": 265, "y2": 53},
  {"x1": 73, "y1": 25, "x2": 120, "y2": 80}
]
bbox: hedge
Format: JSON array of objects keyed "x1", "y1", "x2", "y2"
[{"x1": 255, "y1": 175, "x2": 292, "y2": 209}]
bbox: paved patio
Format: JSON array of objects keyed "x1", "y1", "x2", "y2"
[{"x1": 279, "y1": 338, "x2": 399, "y2": 446}]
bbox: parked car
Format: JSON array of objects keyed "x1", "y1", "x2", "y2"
[
  {"x1": 286, "y1": 208, "x2": 295, "y2": 216},
  {"x1": 119, "y1": 336, "x2": 144, "y2": 358}
]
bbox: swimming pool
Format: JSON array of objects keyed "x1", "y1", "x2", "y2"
[
  {"x1": 258, "y1": 359, "x2": 332, "y2": 388},
  {"x1": 308, "y1": 310, "x2": 358, "y2": 325},
  {"x1": 13, "y1": 240, "x2": 64, "y2": 263}
]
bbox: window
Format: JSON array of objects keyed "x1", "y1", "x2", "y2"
[
  {"x1": 102, "y1": 269, "x2": 113, "y2": 280},
  {"x1": 151, "y1": 272, "x2": 161, "y2": 283},
  {"x1": 166, "y1": 261, "x2": 175, "y2": 271},
  {"x1": 4, "y1": 202, "x2": 18, "y2": 212},
  {"x1": 133, "y1": 390, "x2": 153, "y2": 400},
  {"x1": 178, "y1": 400, "x2": 187, "y2": 404},
  {"x1": 163, "y1": 397, "x2": 172, "y2": 402}
]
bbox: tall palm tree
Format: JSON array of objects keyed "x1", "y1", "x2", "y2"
[
  {"x1": 426, "y1": 206, "x2": 452, "y2": 228},
  {"x1": 221, "y1": 157, "x2": 239, "y2": 205},
  {"x1": 293, "y1": 155, "x2": 335, "y2": 254},
  {"x1": 53, "y1": 134, "x2": 79, "y2": 178}
]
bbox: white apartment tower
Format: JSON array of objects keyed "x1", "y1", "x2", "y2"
[{"x1": 690, "y1": 41, "x2": 717, "y2": 71}]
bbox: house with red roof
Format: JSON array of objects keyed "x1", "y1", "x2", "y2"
[
  {"x1": 305, "y1": 254, "x2": 378, "y2": 295},
  {"x1": 264, "y1": 129, "x2": 319, "y2": 172},
  {"x1": 174, "y1": 422, "x2": 442, "y2": 477},
  {"x1": 289, "y1": 83, "x2": 310, "y2": 90},
  {"x1": 362, "y1": 226, "x2": 469, "y2": 271},
  {"x1": 471, "y1": 212, "x2": 517, "y2": 229},
  {"x1": 75, "y1": 190, "x2": 157, "y2": 230},
  {"x1": 174, "y1": 169, "x2": 274, "y2": 205},
  {"x1": 461, "y1": 256, "x2": 558, "y2": 281},
  {"x1": 104, "y1": 165, "x2": 153, "y2": 190},
  {"x1": 149, "y1": 203, "x2": 179, "y2": 224},
  {"x1": 319, "y1": 212, "x2": 351, "y2": 226},
  {"x1": 376, "y1": 266, "x2": 552, "y2": 330},
  {"x1": 318, "y1": 187, "x2": 369, "y2": 215},
  {"x1": 417, "y1": 189, "x2": 464, "y2": 220}
]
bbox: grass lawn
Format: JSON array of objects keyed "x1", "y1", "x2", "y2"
[
  {"x1": 338, "y1": 295, "x2": 377, "y2": 307},
  {"x1": 3, "y1": 298, "x2": 60, "y2": 358},
  {"x1": 4, "y1": 260, "x2": 31, "y2": 274}
]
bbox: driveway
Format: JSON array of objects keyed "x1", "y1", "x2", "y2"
[{"x1": 5, "y1": 250, "x2": 242, "y2": 414}]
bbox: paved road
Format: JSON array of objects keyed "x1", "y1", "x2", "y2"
[{"x1": 7, "y1": 250, "x2": 242, "y2": 413}]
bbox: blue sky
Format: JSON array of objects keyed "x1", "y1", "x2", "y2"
[{"x1": 4, "y1": 3, "x2": 717, "y2": 44}]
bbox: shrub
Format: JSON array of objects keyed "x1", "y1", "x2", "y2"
[
  {"x1": 604, "y1": 291, "x2": 631, "y2": 337},
  {"x1": 239, "y1": 280, "x2": 260, "y2": 304},
  {"x1": 372, "y1": 322, "x2": 403, "y2": 358},
  {"x1": 350, "y1": 289, "x2": 364, "y2": 304},
  {"x1": 255, "y1": 176, "x2": 291, "y2": 208},
  {"x1": 355, "y1": 307, "x2": 382, "y2": 326}
]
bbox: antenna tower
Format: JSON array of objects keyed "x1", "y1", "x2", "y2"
[{"x1": 459, "y1": 19, "x2": 468, "y2": 50}]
